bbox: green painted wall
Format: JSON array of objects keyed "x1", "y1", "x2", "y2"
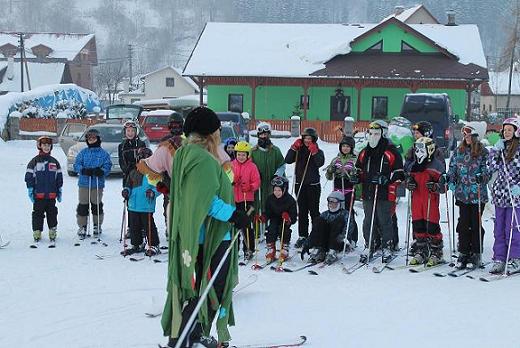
[
  {"x1": 358, "y1": 87, "x2": 410, "y2": 120},
  {"x1": 207, "y1": 85, "x2": 252, "y2": 114},
  {"x1": 255, "y1": 86, "x2": 302, "y2": 119},
  {"x1": 351, "y1": 23, "x2": 439, "y2": 53},
  {"x1": 307, "y1": 86, "x2": 358, "y2": 120}
]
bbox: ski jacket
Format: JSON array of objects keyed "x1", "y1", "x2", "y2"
[
  {"x1": 285, "y1": 144, "x2": 325, "y2": 186},
  {"x1": 447, "y1": 145, "x2": 489, "y2": 205},
  {"x1": 319, "y1": 208, "x2": 356, "y2": 241},
  {"x1": 137, "y1": 135, "x2": 182, "y2": 182},
  {"x1": 409, "y1": 158, "x2": 446, "y2": 223},
  {"x1": 231, "y1": 158, "x2": 261, "y2": 203},
  {"x1": 125, "y1": 169, "x2": 161, "y2": 213},
  {"x1": 74, "y1": 147, "x2": 112, "y2": 188},
  {"x1": 25, "y1": 153, "x2": 63, "y2": 200},
  {"x1": 265, "y1": 192, "x2": 297, "y2": 226},
  {"x1": 355, "y1": 138, "x2": 404, "y2": 202},
  {"x1": 118, "y1": 138, "x2": 146, "y2": 182},
  {"x1": 251, "y1": 144, "x2": 285, "y2": 211},
  {"x1": 487, "y1": 142, "x2": 520, "y2": 208},
  {"x1": 325, "y1": 152, "x2": 357, "y2": 193}
]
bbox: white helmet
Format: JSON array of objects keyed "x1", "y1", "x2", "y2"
[
  {"x1": 503, "y1": 118, "x2": 520, "y2": 138},
  {"x1": 257, "y1": 122, "x2": 271, "y2": 135}
]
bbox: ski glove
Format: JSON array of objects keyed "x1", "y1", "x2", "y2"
[
  {"x1": 27, "y1": 187, "x2": 35, "y2": 203},
  {"x1": 406, "y1": 177, "x2": 417, "y2": 191},
  {"x1": 291, "y1": 139, "x2": 303, "y2": 151},
  {"x1": 145, "y1": 189, "x2": 155, "y2": 199},
  {"x1": 229, "y1": 209, "x2": 250, "y2": 230},
  {"x1": 254, "y1": 214, "x2": 267, "y2": 224},
  {"x1": 92, "y1": 167, "x2": 105, "y2": 177},
  {"x1": 281, "y1": 211, "x2": 291, "y2": 224},
  {"x1": 371, "y1": 175, "x2": 389, "y2": 186},
  {"x1": 121, "y1": 188, "x2": 130, "y2": 200},
  {"x1": 494, "y1": 138, "x2": 505, "y2": 151},
  {"x1": 156, "y1": 182, "x2": 169, "y2": 195},
  {"x1": 57, "y1": 188, "x2": 62, "y2": 203},
  {"x1": 426, "y1": 181, "x2": 438, "y2": 193},
  {"x1": 81, "y1": 168, "x2": 93, "y2": 176},
  {"x1": 511, "y1": 185, "x2": 520, "y2": 198},
  {"x1": 349, "y1": 174, "x2": 360, "y2": 185},
  {"x1": 307, "y1": 142, "x2": 318, "y2": 155}
]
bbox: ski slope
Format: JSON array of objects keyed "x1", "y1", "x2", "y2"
[{"x1": 1, "y1": 137, "x2": 517, "y2": 348}]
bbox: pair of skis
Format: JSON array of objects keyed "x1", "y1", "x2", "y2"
[
  {"x1": 30, "y1": 240, "x2": 56, "y2": 249},
  {"x1": 158, "y1": 335, "x2": 307, "y2": 348}
]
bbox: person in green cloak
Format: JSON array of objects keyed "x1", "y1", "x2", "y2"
[
  {"x1": 250, "y1": 122, "x2": 285, "y2": 234},
  {"x1": 162, "y1": 106, "x2": 250, "y2": 348}
]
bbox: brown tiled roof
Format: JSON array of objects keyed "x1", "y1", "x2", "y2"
[{"x1": 311, "y1": 53, "x2": 488, "y2": 80}]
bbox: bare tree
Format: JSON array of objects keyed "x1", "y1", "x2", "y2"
[
  {"x1": 94, "y1": 62, "x2": 126, "y2": 105},
  {"x1": 499, "y1": 0, "x2": 520, "y2": 108}
]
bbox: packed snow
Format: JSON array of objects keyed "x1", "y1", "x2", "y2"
[{"x1": 1, "y1": 136, "x2": 518, "y2": 348}]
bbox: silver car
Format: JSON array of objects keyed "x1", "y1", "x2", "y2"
[{"x1": 60, "y1": 122, "x2": 150, "y2": 176}]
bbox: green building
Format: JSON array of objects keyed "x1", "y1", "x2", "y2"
[{"x1": 183, "y1": 16, "x2": 487, "y2": 122}]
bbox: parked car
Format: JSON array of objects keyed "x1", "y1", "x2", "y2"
[
  {"x1": 216, "y1": 112, "x2": 250, "y2": 141},
  {"x1": 61, "y1": 122, "x2": 150, "y2": 176},
  {"x1": 400, "y1": 93, "x2": 458, "y2": 156},
  {"x1": 220, "y1": 121, "x2": 238, "y2": 143},
  {"x1": 140, "y1": 110, "x2": 180, "y2": 142},
  {"x1": 106, "y1": 104, "x2": 143, "y2": 120}
]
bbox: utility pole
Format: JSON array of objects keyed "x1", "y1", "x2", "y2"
[
  {"x1": 507, "y1": 0, "x2": 520, "y2": 109},
  {"x1": 19, "y1": 32, "x2": 24, "y2": 92},
  {"x1": 128, "y1": 44, "x2": 133, "y2": 92}
]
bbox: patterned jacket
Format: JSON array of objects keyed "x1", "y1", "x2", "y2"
[
  {"x1": 447, "y1": 145, "x2": 489, "y2": 205},
  {"x1": 25, "y1": 153, "x2": 63, "y2": 200},
  {"x1": 487, "y1": 144, "x2": 520, "y2": 208}
]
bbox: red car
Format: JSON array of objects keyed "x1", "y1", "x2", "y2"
[{"x1": 139, "y1": 110, "x2": 174, "y2": 142}]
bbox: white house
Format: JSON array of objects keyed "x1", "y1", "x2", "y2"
[
  {"x1": 381, "y1": 4, "x2": 440, "y2": 24},
  {"x1": 480, "y1": 68, "x2": 520, "y2": 114},
  {"x1": 118, "y1": 66, "x2": 200, "y2": 103}
]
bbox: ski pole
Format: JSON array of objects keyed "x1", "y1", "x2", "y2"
[
  {"x1": 366, "y1": 157, "x2": 385, "y2": 263},
  {"x1": 500, "y1": 151, "x2": 520, "y2": 276},
  {"x1": 405, "y1": 189, "x2": 412, "y2": 266},
  {"x1": 87, "y1": 175, "x2": 92, "y2": 237},
  {"x1": 452, "y1": 191, "x2": 456, "y2": 253},
  {"x1": 96, "y1": 177, "x2": 101, "y2": 243},
  {"x1": 426, "y1": 192, "x2": 431, "y2": 235},
  {"x1": 244, "y1": 193, "x2": 250, "y2": 260},
  {"x1": 342, "y1": 185, "x2": 356, "y2": 257},
  {"x1": 276, "y1": 220, "x2": 287, "y2": 270},
  {"x1": 477, "y1": 182, "x2": 483, "y2": 265},
  {"x1": 291, "y1": 151, "x2": 299, "y2": 196},
  {"x1": 295, "y1": 153, "x2": 311, "y2": 202},
  {"x1": 120, "y1": 200, "x2": 127, "y2": 243},
  {"x1": 147, "y1": 212, "x2": 152, "y2": 257},
  {"x1": 444, "y1": 187, "x2": 454, "y2": 262}
]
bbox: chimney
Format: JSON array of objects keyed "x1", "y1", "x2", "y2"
[
  {"x1": 446, "y1": 9, "x2": 457, "y2": 26},
  {"x1": 394, "y1": 5, "x2": 405, "y2": 15}
]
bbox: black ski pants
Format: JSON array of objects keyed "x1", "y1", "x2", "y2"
[
  {"x1": 128, "y1": 211, "x2": 159, "y2": 247},
  {"x1": 172, "y1": 241, "x2": 231, "y2": 348},
  {"x1": 266, "y1": 221, "x2": 292, "y2": 244},
  {"x1": 362, "y1": 200, "x2": 394, "y2": 250},
  {"x1": 295, "y1": 183, "x2": 320, "y2": 238},
  {"x1": 308, "y1": 215, "x2": 345, "y2": 252},
  {"x1": 32, "y1": 199, "x2": 58, "y2": 231},
  {"x1": 235, "y1": 201, "x2": 255, "y2": 252},
  {"x1": 456, "y1": 202, "x2": 485, "y2": 255}
]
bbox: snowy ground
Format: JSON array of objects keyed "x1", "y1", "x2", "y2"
[{"x1": 1, "y1": 137, "x2": 518, "y2": 348}]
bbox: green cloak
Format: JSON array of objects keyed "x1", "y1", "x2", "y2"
[
  {"x1": 161, "y1": 143, "x2": 238, "y2": 342},
  {"x1": 251, "y1": 144, "x2": 285, "y2": 213}
]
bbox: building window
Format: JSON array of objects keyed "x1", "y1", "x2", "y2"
[
  {"x1": 372, "y1": 96, "x2": 388, "y2": 118},
  {"x1": 165, "y1": 77, "x2": 175, "y2": 87},
  {"x1": 330, "y1": 88, "x2": 350, "y2": 121},
  {"x1": 401, "y1": 41, "x2": 418, "y2": 52},
  {"x1": 300, "y1": 95, "x2": 310, "y2": 109},
  {"x1": 130, "y1": 98, "x2": 141, "y2": 103},
  {"x1": 367, "y1": 40, "x2": 382, "y2": 51},
  {"x1": 228, "y1": 94, "x2": 243, "y2": 113},
  {"x1": 489, "y1": 104, "x2": 493, "y2": 112}
]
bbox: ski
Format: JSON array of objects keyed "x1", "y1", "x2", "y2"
[
  {"x1": 228, "y1": 335, "x2": 307, "y2": 348},
  {"x1": 270, "y1": 256, "x2": 294, "y2": 272},
  {"x1": 385, "y1": 263, "x2": 422, "y2": 271},
  {"x1": 409, "y1": 261, "x2": 448, "y2": 273},
  {"x1": 30, "y1": 241, "x2": 39, "y2": 248},
  {"x1": 342, "y1": 262, "x2": 366, "y2": 274},
  {"x1": 479, "y1": 272, "x2": 520, "y2": 282},
  {"x1": 234, "y1": 274, "x2": 259, "y2": 294},
  {"x1": 0, "y1": 241, "x2": 10, "y2": 248},
  {"x1": 129, "y1": 256, "x2": 145, "y2": 262},
  {"x1": 434, "y1": 262, "x2": 490, "y2": 278},
  {"x1": 48, "y1": 241, "x2": 56, "y2": 248},
  {"x1": 146, "y1": 312, "x2": 161, "y2": 318},
  {"x1": 372, "y1": 254, "x2": 400, "y2": 273},
  {"x1": 279, "y1": 262, "x2": 318, "y2": 273},
  {"x1": 251, "y1": 258, "x2": 278, "y2": 271}
]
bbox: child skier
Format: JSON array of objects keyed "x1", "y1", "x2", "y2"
[
  {"x1": 447, "y1": 123, "x2": 489, "y2": 269},
  {"x1": 118, "y1": 120, "x2": 146, "y2": 187},
  {"x1": 264, "y1": 176, "x2": 297, "y2": 262},
  {"x1": 325, "y1": 135, "x2": 358, "y2": 204},
  {"x1": 25, "y1": 136, "x2": 63, "y2": 243},
  {"x1": 231, "y1": 141, "x2": 261, "y2": 260},
  {"x1": 121, "y1": 147, "x2": 162, "y2": 256},
  {"x1": 301, "y1": 191, "x2": 357, "y2": 265},
  {"x1": 74, "y1": 128, "x2": 112, "y2": 237},
  {"x1": 406, "y1": 137, "x2": 446, "y2": 266},
  {"x1": 487, "y1": 117, "x2": 520, "y2": 274},
  {"x1": 223, "y1": 137, "x2": 237, "y2": 160}
]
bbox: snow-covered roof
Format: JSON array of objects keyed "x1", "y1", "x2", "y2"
[
  {"x1": 183, "y1": 21, "x2": 486, "y2": 78},
  {"x1": 381, "y1": 4, "x2": 425, "y2": 23},
  {"x1": 0, "y1": 62, "x2": 65, "y2": 92},
  {"x1": 143, "y1": 65, "x2": 200, "y2": 92},
  {"x1": 488, "y1": 70, "x2": 520, "y2": 95}
]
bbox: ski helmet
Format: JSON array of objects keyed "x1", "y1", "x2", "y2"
[
  {"x1": 85, "y1": 128, "x2": 101, "y2": 146},
  {"x1": 369, "y1": 120, "x2": 388, "y2": 138},
  {"x1": 327, "y1": 191, "x2": 345, "y2": 211},
  {"x1": 224, "y1": 137, "x2": 237, "y2": 148},
  {"x1": 502, "y1": 117, "x2": 520, "y2": 138},
  {"x1": 168, "y1": 112, "x2": 184, "y2": 135},
  {"x1": 412, "y1": 121, "x2": 433, "y2": 138},
  {"x1": 414, "y1": 137, "x2": 436, "y2": 164},
  {"x1": 234, "y1": 141, "x2": 252, "y2": 155},
  {"x1": 37, "y1": 136, "x2": 53, "y2": 151},
  {"x1": 136, "y1": 147, "x2": 153, "y2": 161},
  {"x1": 461, "y1": 122, "x2": 480, "y2": 139},
  {"x1": 123, "y1": 120, "x2": 138, "y2": 130},
  {"x1": 271, "y1": 175, "x2": 289, "y2": 193},
  {"x1": 257, "y1": 122, "x2": 272, "y2": 136},
  {"x1": 302, "y1": 127, "x2": 318, "y2": 142},
  {"x1": 339, "y1": 136, "x2": 355, "y2": 154}
]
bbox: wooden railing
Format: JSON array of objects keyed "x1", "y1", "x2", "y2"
[{"x1": 19, "y1": 118, "x2": 57, "y2": 132}]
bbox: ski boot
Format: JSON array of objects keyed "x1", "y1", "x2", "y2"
[
  {"x1": 325, "y1": 249, "x2": 338, "y2": 265},
  {"x1": 279, "y1": 243, "x2": 290, "y2": 262},
  {"x1": 48, "y1": 227, "x2": 57, "y2": 242},
  {"x1": 120, "y1": 245, "x2": 142, "y2": 256},
  {"x1": 77, "y1": 226, "x2": 87, "y2": 239},
  {"x1": 93, "y1": 224, "x2": 102, "y2": 236},
  {"x1": 294, "y1": 237, "x2": 307, "y2": 249},
  {"x1": 507, "y1": 258, "x2": 520, "y2": 275},
  {"x1": 409, "y1": 253, "x2": 425, "y2": 266},
  {"x1": 489, "y1": 260, "x2": 506, "y2": 274},
  {"x1": 145, "y1": 246, "x2": 161, "y2": 257},
  {"x1": 244, "y1": 250, "x2": 254, "y2": 261},
  {"x1": 382, "y1": 247, "x2": 394, "y2": 263},
  {"x1": 33, "y1": 230, "x2": 42, "y2": 242},
  {"x1": 195, "y1": 335, "x2": 219, "y2": 348},
  {"x1": 465, "y1": 253, "x2": 481, "y2": 270},
  {"x1": 426, "y1": 255, "x2": 442, "y2": 267},
  {"x1": 309, "y1": 248, "x2": 326, "y2": 264},
  {"x1": 265, "y1": 242, "x2": 276, "y2": 262},
  {"x1": 455, "y1": 252, "x2": 469, "y2": 270}
]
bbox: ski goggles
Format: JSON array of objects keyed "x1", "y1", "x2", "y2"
[
  {"x1": 271, "y1": 176, "x2": 286, "y2": 187},
  {"x1": 257, "y1": 124, "x2": 270, "y2": 134},
  {"x1": 369, "y1": 122, "x2": 383, "y2": 130},
  {"x1": 461, "y1": 126, "x2": 476, "y2": 136},
  {"x1": 38, "y1": 137, "x2": 53, "y2": 145},
  {"x1": 414, "y1": 142, "x2": 427, "y2": 150},
  {"x1": 327, "y1": 198, "x2": 340, "y2": 204},
  {"x1": 123, "y1": 120, "x2": 138, "y2": 129}
]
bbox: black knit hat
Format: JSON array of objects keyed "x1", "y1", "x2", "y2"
[
  {"x1": 339, "y1": 136, "x2": 355, "y2": 153},
  {"x1": 183, "y1": 106, "x2": 221, "y2": 136}
]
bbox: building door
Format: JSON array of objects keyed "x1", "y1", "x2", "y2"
[{"x1": 330, "y1": 88, "x2": 350, "y2": 121}]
